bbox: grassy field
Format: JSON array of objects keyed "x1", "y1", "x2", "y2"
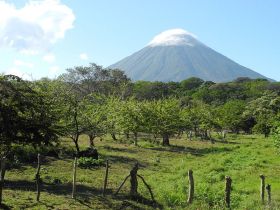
[{"x1": 1, "y1": 134, "x2": 280, "y2": 209}]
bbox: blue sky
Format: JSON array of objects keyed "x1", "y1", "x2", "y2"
[{"x1": 0, "y1": 0, "x2": 279, "y2": 81}]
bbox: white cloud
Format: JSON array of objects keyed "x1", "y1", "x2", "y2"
[
  {"x1": 43, "y1": 53, "x2": 56, "y2": 63},
  {"x1": 80, "y1": 53, "x2": 88, "y2": 60},
  {"x1": 148, "y1": 28, "x2": 198, "y2": 47},
  {"x1": 0, "y1": 0, "x2": 75, "y2": 54},
  {"x1": 14, "y1": 59, "x2": 34, "y2": 68}
]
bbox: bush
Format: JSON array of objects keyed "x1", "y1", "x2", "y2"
[{"x1": 77, "y1": 157, "x2": 105, "y2": 168}]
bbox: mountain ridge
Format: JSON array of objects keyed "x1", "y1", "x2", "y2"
[{"x1": 109, "y1": 29, "x2": 270, "y2": 82}]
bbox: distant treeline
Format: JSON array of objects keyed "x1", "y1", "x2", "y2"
[{"x1": 1, "y1": 63, "x2": 280, "y2": 156}]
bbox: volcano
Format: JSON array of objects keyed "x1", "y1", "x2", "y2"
[{"x1": 109, "y1": 29, "x2": 268, "y2": 82}]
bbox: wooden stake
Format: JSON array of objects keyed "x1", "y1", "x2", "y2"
[
  {"x1": 36, "y1": 154, "x2": 41, "y2": 202},
  {"x1": 187, "y1": 169, "x2": 194, "y2": 204},
  {"x1": 0, "y1": 158, "x2": 6, "y2": 205},
  {"x1": 266, "y1": 184, "x2": 271, "y2": 204},
  {"x1": 115, "y1": 175, "x2": 130, "y2": 195},
  {"x1": 130, "y1": 163, "x2": 138, "y2": 197},
  {"x1": 72, "y1": 157, "x2": 77, "y2": 199},
  {"x1": 102, "y1": 159, "x2": 109, "y2": 196},
  {"x1": 225, "y1": 176, "x2": 232, "y2": 208},
  {"x1": 260, "y1": 174, "x2": 265, "y2": 203},
  {"x1": 137, "y1": 174, "x2": 155, "y2": 202}
]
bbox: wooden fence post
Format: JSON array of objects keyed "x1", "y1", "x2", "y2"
[
  {"x1": 225, "y1": 176, "x2": 232, "y2": 208},
  {"x1": 35, "y1": 154, "x2": 41, "y2": 202},
  {"x1": 0, "y1": 157, "x2": 7, "y2": 205},
  {"x1": 102, "y1": 159, "x2": 109, "y2": 196},
  {"x1": 72, "y1": 157, "x2": 77, "y2": 199},
  {"x1": 130, "y1": 163, "x2": 138, "y2": 197},
  {"x1": 260, "y1": 174, "x2": 265, "y2": 203},
  {"x1": 187, "y1": 169, "x2": 194, "y2": 204},
  {"x1": 266, "y1": 184, "x2": 271, "y2": 204}
]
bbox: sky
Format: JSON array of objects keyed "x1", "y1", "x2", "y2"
[{"x1": 0, "y1": 0, "x2": 279, "y2": 81}]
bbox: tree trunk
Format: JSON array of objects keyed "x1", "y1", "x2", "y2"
[
  {"x1": 222, "y1": 130, "x2": 226, "y2": 141},
  {"x1": 130, "y1": 163, "x2": 139, "y2": 198},
  {"x1": 189, "y1": 131, "x2": 193, "y2": 141},
  {"x1": 111, "y1": 133, "x2": 117, "y2": 141},
  {"x1": 264, "y1": 130, "x2": 269, "y2": 138},
  {"x1": 133, "y1": 132, "x2": 138, "y2": 146},
  {"x1": 153, "y1": 134, "x2": 157, "y2": 143},
  {"x1": 89, "y1": 134, "x2": 95, "y2": 148},
  {"x1": 73, "y1": 137, "x2": 80, "y2": 153},
  {"x1": 194, "y1": 126, "x2": 199, "y2": 137},
  {"x1": 73, "y1": 108, "x2": 80, "y2": 153},
  {"x1": 162, "y1": 133, "x2": 170, "y2": 146},
  {"x1": 204, "y1": 130, "x2": 208, "y2": 140}
]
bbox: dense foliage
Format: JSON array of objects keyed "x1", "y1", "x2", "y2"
[
  {"x1": 0, "y1": 75, "x2": 60, "y2": 155},
  {"x1": 2, "y1": 64, "x2": 280, "y2": 154}
]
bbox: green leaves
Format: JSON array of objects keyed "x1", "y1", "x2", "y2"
[{"x1": 0, "y1": 75, "x2": 60, "y2": 152}]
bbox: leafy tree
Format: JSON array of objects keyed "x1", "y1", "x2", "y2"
[
  {"x1": 244, "y1": 92, "x2": 280, "y2": 137},
  {"x1": 0, "y1": 75, "x2": 60, "y2": 155},
  {"x1": 117, "y1": 98, "x2": 145, "y2": 145},
  {"x1": 43, "y1": 78, "x2": 85, "y2": 153},
  {"x1": 218, "y1": 100, "x2": 246, "y2": 133},
  {"x1": 132, "y1": 81, "x2": 179, "y2": 100},
  {"x1": 58, "y1": 64, "x2": 130, "y2": 152},
  {"x1": 59, "y1": 63, "x2": 131, "y2": 97},
  {"x1": 105, "y1": 97, "x2": 122, "y2": 141},
  {"x1": 180, "y1": 77, "x2": 204, "y2": 91},
  {"x1": 143, "y1": 98, "x2": 183, "y2": 146},
  {"x1": 80, "y1": 94, "x2": 108, "y2": 147}
]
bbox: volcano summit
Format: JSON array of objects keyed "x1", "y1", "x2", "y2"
[{"x1": 109, "y1": 29, "x2": 268, "y2": 82}]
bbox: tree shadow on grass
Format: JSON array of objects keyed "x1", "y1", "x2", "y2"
[
  {"x1": 113, "y1": 194, "x2": 163, "y2": 210},
  {"x1": 6, "y1": 155, "x2": 55, "y2": 171},
  {"x1": 5, "y1": 180, "x2": 105, "y2": 196},
  {"x1": 105, "y1": 154, "x2": 149, "y2": 168},
  {"x1": 103, "y1": 145, "x2": 138, "y2": 154},
  {"x1": 3, "y1": 180, "x2": 160, "y2": 209},
  {"x1": 147, "y1": 145, "x2": 233, "y2": 156},
  {"x1": 210, "y1": 139, "x2": 240, "y2": 144},
  {"x1": 0, "y1": 203, "x2": 12, "y2": 210}
]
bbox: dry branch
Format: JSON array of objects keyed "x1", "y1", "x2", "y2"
[
  {"x1": 137, "y1": 174, "x2": 155, "y2": 202},
  {"x1": 115, "y1": 175, "x2": 130, "y2": 195}
]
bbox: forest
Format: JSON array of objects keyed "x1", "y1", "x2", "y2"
[{"x1": 1, "y1": 63, "x2": 280, "y2": 209}]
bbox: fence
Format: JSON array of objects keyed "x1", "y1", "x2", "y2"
[{"x1": 0, "y1": 155, "x2": 274, "y2": 208}]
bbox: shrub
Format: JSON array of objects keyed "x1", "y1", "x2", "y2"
[{"x1": 77, "y1": 157, "x2": 105, "y2": 168}]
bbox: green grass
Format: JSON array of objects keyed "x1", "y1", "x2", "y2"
[{"x1": 2, "y1": 134, "x2": 280, "y2": 209}]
